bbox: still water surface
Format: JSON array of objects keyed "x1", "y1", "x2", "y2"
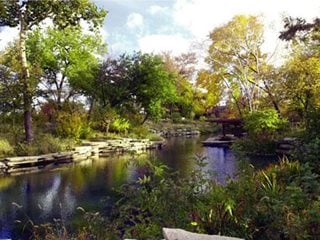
[{"x1": 0, "y1": 136, "x2": 237, "y2": 238}]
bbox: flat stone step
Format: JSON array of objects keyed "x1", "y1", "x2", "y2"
[{"x1": 163, "y1": 228, "x2": 243, "y2": 240}]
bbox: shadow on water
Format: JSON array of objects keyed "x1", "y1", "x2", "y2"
[{"x1": 0, "y1": 135, "x2": 239, "y2": 238}]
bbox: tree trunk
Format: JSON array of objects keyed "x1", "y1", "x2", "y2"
[
  {"x1": 141, "y1": 114, "x2": 149, "y2": 125},
  {"x1": 262, "y1": 80, "x2": 281, "y2": 116},
  {"x1": 87, "y1": 97, "x2": 95, "y2": 121},
  {"x1": 19, "y1": 10, "x2": 33, "y2": 143}
]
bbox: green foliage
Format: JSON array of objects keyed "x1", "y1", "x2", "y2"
[
  {"x1": 127, "y1": 125, "x2": 163, "y2": 141},
  {"x1": 232, "y1": 137, "x2": 277, "y2": 156},
  {"x1": 12, "y1": 155, "x2": 320, "y2": 239},
  {"x1": 0, "y1": 121, "x2": 24, "y2": 146},
  {"x1": 27, "y1": 27, "x2": 106, "y2": 108},
  {"x1": 109, "y1": 157, "x2": 203, "y2": 239},
  {"x1": 56, "y1": 112, "x2": 90, "y2": 140},
  {"x1": 171, "y1": 112, "x2": 183, "y2": 123},
  {"x1": 0, "y1": 137, "x2": 14, "y2": 157},
  {"x1": 92, "y1": 52, "x2": 177, "y2": 122},
  {"x1": 292, "y1": 137, "x2": 320, "y2": 173},
  {"x1": 244, "y1": 109, "x2": 288, "y2": 138},
  {"x1": 147, "y1": 134, "x2": 164, "y2": 142},
  {"x1": 305, "y1": 108, "x2": 320, "y2": 138},
  {"x1": 15, "y1": 134, "x2": 75, "y2": 156},
  {"x1": 79, "y1": 123, "x2": 93, "y2": 140},
  {"x1": 0, "y1": 1, "x2": 107, "y2": 31},
  {"x1": 91, "y1": 106, "x2": 117, "y2": 134},
  {"x1": 0, "y1": 0, "x2": 107, "y2": 143},
  {"x1": 128, "y1": 125, "x2": 150, "y2": 139},
  {"x1": 195, "y1": 70, "x2": 223, "y2": 113},
  {"x1": 133, "y1": 53, "x2": 177, "y2": 121},
  {"x1": 207, "y1": 15, "x2": 271, "y2": 114},
  {"x1": 106, "y1": 157, "x2": 320, "y2": 239},
  {"x1": 110, "y1": 116, "x2": 130, "y2": 134}
]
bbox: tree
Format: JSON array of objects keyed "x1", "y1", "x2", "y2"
[
  {"x1": 27, "y1": 27, "x2": 106, "y2": 110},
  {"x1": 161, "y1": 52, "x2": 197, "y2": 118},
  {"x1": 92, "y1": 52, "x2": 177, "y2": 124},
  {"x1": 92, "y1": 54, "x2": 133, "y2": 109},
  {"x1": 281, "y1": 53, "x2": 320, "y2": 120},
  {"x1": 195, "y1": 70, "x2": 223, "y2": 115},
  {"x1": 244, "y1": 108, "x2": 287, "y2": 139},
  {"x1": 0, "y1": 0, "x2": 106, "y2": 143},
  {"x1": 132, "y1": 53, "x2": 177, "y2": 123},
  {"x1": 280, "y1": 17, "x2": 320, "y2": 41},
  {"x1": 279, "y1": 20, "x2": 320, "y2": 121},
  {"x1": 0, "y1": 63, "x2": 21, "y2": 114},
  {"x1": 206, "y1": 15, "x2": 279, "y2": 116}
]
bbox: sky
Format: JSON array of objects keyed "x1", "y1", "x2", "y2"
[
  {"x1": 94, "y1": 0, "x2": 320, "y2": 58},
  {"x1": 0, "y1": 0, "x2": 319, "y2": 61}
]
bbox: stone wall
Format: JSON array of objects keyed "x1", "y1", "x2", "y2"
[
  {"x1": 151, "y1": 128, "x2": 200, "y2": 138},
  {"x1": 0, "y1": 138, "x2": 164, "y2": 175}
]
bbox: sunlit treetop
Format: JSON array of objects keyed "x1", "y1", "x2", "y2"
[{"x1": 0, "y1": 0, "x2": 107, "y2": 30}]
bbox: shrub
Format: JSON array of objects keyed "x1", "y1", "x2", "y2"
[
  {"x1": 0, "y1": 138, "x2": 14, "y2": 157},
  {"x1": 244, "y1": 109, "x2": 288, "y2": 138},
  {"x1": 171, "y1": 112, "x2": 182, "y2": 123},
  {"x1": 91, "y1": 107, "x2": 118, "y2": 134},
  {"x1": 79, "y1": 123, "x2": 93, "y2": 139},
  {"x1": 15, "y1": 135, "x2": 76, "y2": 156},
  {"x1": 232, "y1": 137, "x2": 277, "y2": 156},
  {"x1": 56, "y1": 112, "x2": 87, "y2": 140},
  {"x1": 106, "y1": 157, "x2": 320, "y2": 239},
  {"x1": 292, "y1": 137, "x2": 320, "y2": 173},
  {"x1": 13, "y1": 156, "x2": 320, "y2": 239},
  {"x1": 110, "y1": 117, "x2": 130, "y2": 134},
  {"x1": 148, "y1": 134, "x2": 163, "y2": 141},
  {"x1": 0, "y1": 124, "x2": 24, "y2": 144},
  {"x1": 305, "y1": 108, "x2": 320, "y2": 139},
  {"x1": 128, "y1": 125, "x2": 150, "y2": 139}
]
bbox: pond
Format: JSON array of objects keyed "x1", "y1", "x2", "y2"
[{"x1": 0, "y1": 136, "x2": 237, "y2": 239}]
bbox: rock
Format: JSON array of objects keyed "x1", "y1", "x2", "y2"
[
  {"x1": 0, "y1": 161, "x2": 6, "y2": 169},
  {"x1": 163, "y1": 228, "x2": 243, "y2": 240},
  {"x1": 283, "y1": 137, "x2": 297, "y2": 142}
]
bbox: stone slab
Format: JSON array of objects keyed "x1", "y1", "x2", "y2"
[{"x1": 163, "y1": 228, "x2": 243, "y2": 240}]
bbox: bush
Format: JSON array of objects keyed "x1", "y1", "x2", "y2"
[
  {"x1": 0, "y1": 138, "x2": 14, "y2": 157},
  {"x1": 171, "y1": 112, "x2": 182, "y2": 123},
  {"x1": 232, "y1": 137, "x2": 277, "y2": 156},
  {"x1": 148, "y1": 134, "x2": 163, "y2": 141},
  {"x1": 100, "y1": 157, "x2": 320, "y2": 239},
  {"x1": 244, "y1": 109, "x2": 288, "y2": 138},
  {"x1": 79, "y1": 123, "x2": 93, "y2": 139},
  {"x1": 128, "y1": 125, "x2": 150, "y2": 139},
  {"x1": 292, "y1": 137, "x2": 320, "y2": 173},
  {"x1": 110, "y1": 117, "x2": 130, "y2": 134},
  {"x1": 0, "y1": 124, "x2": 24, "y2": 144},
  {"x1": 91, "y1": 107, "x2": 118, "y2": 134},
  {"x1": 305, "y1": 108, "x2": 320, "y2": 138},
  {"x1": 14, "y1": 156, "x2": 320, "y2": 239},
  {"x1": 56, "y1": 112, "x2": 90, "y2": 140},
  {"x1": 15, "y1": 135, "x2": 76, "y2": 156}
]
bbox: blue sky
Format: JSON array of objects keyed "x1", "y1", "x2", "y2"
[
  {"x1": 0, "y1": 0, "x2": 319, "y2": 60},
  {"x1": 93, "y1": 0, "x2": 320, "y2": 59},
  {"x1": 94, "y1": 0, "x2": 192, "y2": 55}
]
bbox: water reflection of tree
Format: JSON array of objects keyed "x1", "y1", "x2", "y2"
[
  {"x1": 156, "y1": 137, "x2": 201, "y2": 177},
  {"x1": 0, "y1": 177, "x2": 15, "y2": 190}
]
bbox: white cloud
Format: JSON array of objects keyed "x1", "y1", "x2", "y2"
[
  {"x1": 0, "y1": 27, "x2": 19, "y2": 51},
  {"x1": 172, "y1": 0, "x2": 320, "y2": 55},
  {"x1": 148, "y1": 5, "x2": 168, "y2": 15},
  {"x1": 126, "y1": 13, "x2": 144, "y2": 29},
  {"x1": 138, "y1": 34, "x2": 190, "y2": 55}
]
